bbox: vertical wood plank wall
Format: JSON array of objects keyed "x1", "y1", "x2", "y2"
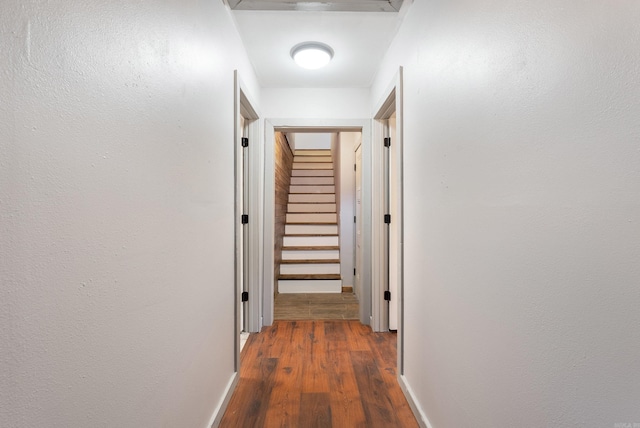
[{"x1": 274, "y1": 132, "x2": 294, "y2": 294}]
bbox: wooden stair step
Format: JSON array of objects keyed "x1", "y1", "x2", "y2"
[
  {"x1": 284, "y1": 234, "x2": 339, "y2": 237},
  {"x1": 280, "y1": 259, "x2": 341, "y2": 264},
  {"x1": 294, "y1": 158, "x2": 333, "y2": 163},
  {"x1": 282, "y1": 246, "x2": 339, "y2": 251},
  {"x1": 278, "y1": 274, "x2": 341, "y2": 280},
  {"x1": 287, "y1": 212, "x2": 337, "y2": 214},
  {"x1": 284, "y1": 222, "x2": 338, "y2": 226},
  {"x1": 290, "y1": 174, "x2": 334, "y2": 177}
]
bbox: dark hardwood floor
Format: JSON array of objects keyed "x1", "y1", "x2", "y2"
[{"x1": 219, "y1": 320, "x2": 419, "y2": 428}]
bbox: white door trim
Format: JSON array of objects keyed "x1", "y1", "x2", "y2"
[
  {"x1": 372, "y1": 67, "x2": 405, "y2": 358},
  {"x1": 263, "y1": 119, "x2": 372, "y2": 327},
  {"x1": 233, "y1": 72, "x2": 262, "y2": 376}
]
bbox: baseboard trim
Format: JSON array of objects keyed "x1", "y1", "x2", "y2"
[
  {"x1": 207, "y1": 372, "x2": 239, "y2": 428},
  {"x1": 398, "y1": 374, "x2": 434, "y2": 428}
]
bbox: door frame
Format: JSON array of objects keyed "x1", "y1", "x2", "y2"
[
  {"x1": 233, "y1": 71, "x2": 262, "y2": 372},
  {"x1": 372, "y1": 68, "x2": 405, "y2": 361},
  {"x1": 263, "y1": 119, "x2": 372, "y2": 327}
]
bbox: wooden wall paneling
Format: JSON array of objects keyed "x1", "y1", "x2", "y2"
[{"x1": 273, "y1": 132, "x2": 294, "y2": 295}]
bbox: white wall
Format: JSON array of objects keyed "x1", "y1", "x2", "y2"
[
  {"x1": 262, "y1": 87, "x2": 370, "y2": 118},
  {"x1": 285, "y1": 132, "x2": 296, "y2": 150},
  {"x1": 0, "y1": 1, "x2": 259, "y2": 427},
  {"x1": 373, "y1": 1, "x2": 640, "y2": 427},
  {"x1": 292, "y1": 133, "x2": 332, "y2": 150}
]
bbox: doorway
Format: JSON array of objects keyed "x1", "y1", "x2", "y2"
[
  {"x1": 263, "y1": 121, "x2": 373, "y2": 327},
  {"x1": 372, "y1": 68, "x2": 405, "y2": 371},
  {"x1": 234, "y1": 72, "x2": 262, "y2": 374},
  {"x1": 273, "y1": 131, "x2": 360, "y2": 320}
]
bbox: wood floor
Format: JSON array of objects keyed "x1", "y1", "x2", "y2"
[
  {"x1": 274, "y1": 292, "x2": 359, "y2": 320},
  {"x1": 219, "y1": 320, "x2": 419, "y2": 428}
]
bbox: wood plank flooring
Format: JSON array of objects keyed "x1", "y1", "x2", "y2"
[
  {"x1": 219, "y1": 321, "x2": 418, "y2": 428},
  {"x1": 274, "y1": 293, "x2": 359, "y2": 320}
]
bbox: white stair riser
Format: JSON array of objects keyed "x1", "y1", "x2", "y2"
[
  {"x1": 291, "y1": 170, "x2": 334, "y2": 177},
  {"x1": 278, "y1": 279, "x2": 342, "y2": 294},
  {"x1": 288, "y1": 203, "x2": 336, "y2": 213},
  {"x1": 294, "y1": 150, "x2": 331, "y2": 156},
  {"x1": 280, "y1": 264, "x2": 340, "y2": 275},
  {"x1": 294, "y1": 156, "x2": 332, "y2": 163},
  {"x1": 282, "y1": 250, "x2": 339, "y2": 260},
  {"x1": 289, "y1": 185, "x2": 335, "y2": 194},
  {"x1": 290, "y1": 176, "x2": 334, "y2": 185},
  {"x1": 289, "y1": 194, "x2": 335, "y2": 203},
  {"x1": 292, "y1": 163, "x2": 333, "y2": 170},
  {"x1": 283, "y1": 236, "x2": 339, "y2": 246},
  {"x1": 285, "y1": 224, "x2": 338, "y2": 235},
  {"x1": 286, "y1": 213, "x2": 337, "y2": 223}
]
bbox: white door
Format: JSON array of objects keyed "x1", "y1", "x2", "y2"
[{"x1": 355, "y1": 145, "x2": 363, "y2": 303}]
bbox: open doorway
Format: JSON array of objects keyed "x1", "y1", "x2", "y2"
[
  {"x1": 373, "y1": 68, "x2": 405, "y2": 372},
  {"x1": 234, "y1": 72, "x2": 262, "y2": 373},
  {"x1": 272, "y1": 131, "x2": 361, "y2": 320},
  {"x1": 263, "y1": 120, "x2": 373, "y2": 327}
]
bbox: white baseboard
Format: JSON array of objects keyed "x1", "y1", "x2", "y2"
[
  {"x1": 398, "y1": 374, "x2": 433, "y2": 428},
  {"x1": 207, "y1": 372, "x2": 239, "y2": 428}
]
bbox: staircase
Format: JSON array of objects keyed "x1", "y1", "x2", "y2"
[{"x1": 278, "y1": 149, "x2": 342, "y2": 293}]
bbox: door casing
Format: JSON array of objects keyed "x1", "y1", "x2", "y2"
[
  {"x1": 263, "y1": 120, "x2": 372, "y2": 327},
  {"x1": 372, "y1": 67, "x2": 405, "y2": 358}
]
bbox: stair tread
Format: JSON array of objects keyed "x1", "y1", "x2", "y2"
[
  {"x1": 285, "y1": 233, "x2": 338, "y2": 237},
  {"x1": 278, "y1": 274, "x2": 341, "y2": 280},
  {"x1": 284, "y1": 222, "x2": 338, "y2": 226},
  {"x1": 287, "y1": 221, "x2": 336, "y2": 224},
  {"x1": 281, "y1": 259, "x2": 341, "y2": 264},
  {"x1": 289, "y1": 192, "x2": 336, "y2": 194},
  {"x1": 283, "y1": 246, "x2": 340, "y2": 251},
  {"x1": 287, "y1": 212, "x2": 337, "y2": 215}
]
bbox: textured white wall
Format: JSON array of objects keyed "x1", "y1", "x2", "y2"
[
  {"x1": 293, "y1": 133, "x2": 332, "y2": 150},
  {"x1": 373, "y1": 1, "x2": 640, "y2": 427},
  {"x1": 0, "y1": 1, "x2": 259, "y2": 427},
  {"x1": 262, "y1": 87, "x2": 370, "y2": 118}
]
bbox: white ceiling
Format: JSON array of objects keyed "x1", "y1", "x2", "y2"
[{"x1": 231, "y1": 10, "x2": 403, "y2": 88}]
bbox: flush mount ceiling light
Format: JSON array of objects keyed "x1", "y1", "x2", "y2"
[
  {"x1": 291, "y1": 42, "x2": 334, "y2": 70},
  {"x1": 229, "y1": 0, "x2": 403, "y2": 12}
]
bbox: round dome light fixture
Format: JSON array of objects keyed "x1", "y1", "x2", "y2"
[{"x1": 291, "y1": 42, "x2": 334, "y2": 70}]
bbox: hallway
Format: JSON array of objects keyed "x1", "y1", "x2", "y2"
[
  {"x1": 4, "y1": 1, "x2": 640, "y2": 426},
  {"x1": 220, "y1": 321, "x2": 418, "y2": 427}
]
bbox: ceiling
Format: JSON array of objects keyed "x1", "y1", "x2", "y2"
[{"x1": 230, "y1": 4, "x2": 405, "y2": 88}]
